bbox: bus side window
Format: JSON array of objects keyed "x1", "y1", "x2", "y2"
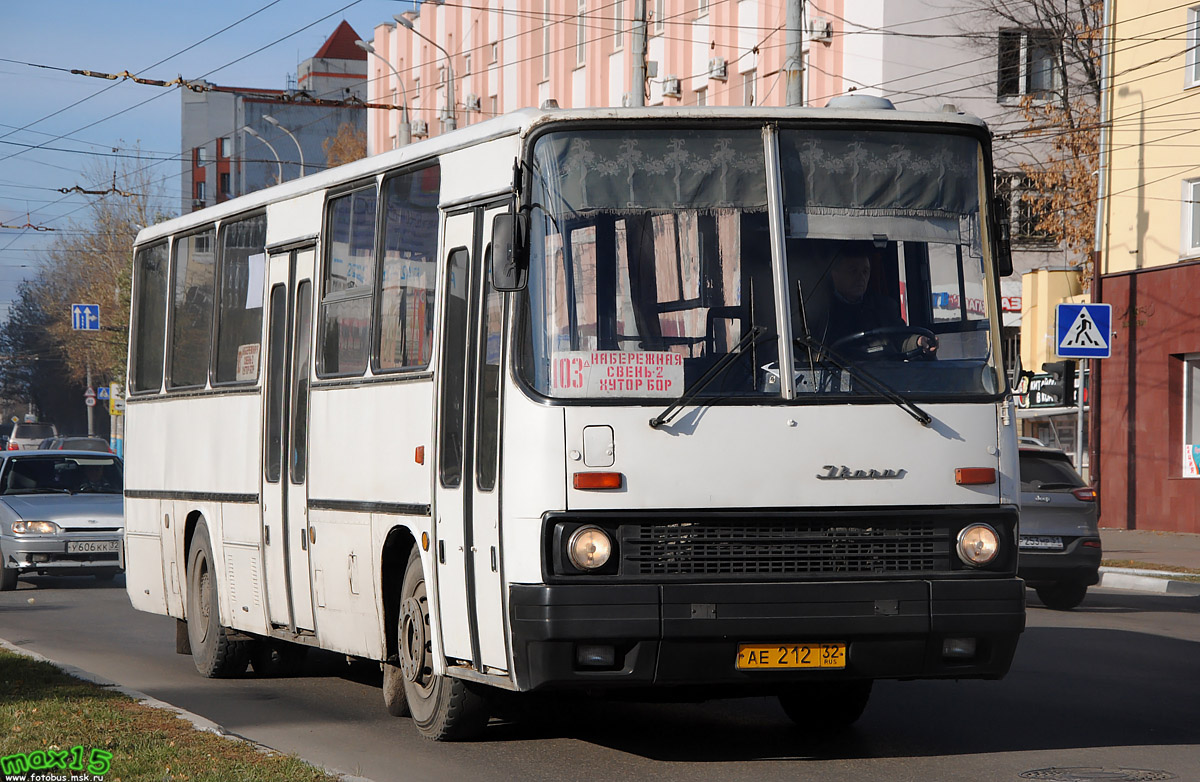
[
  {"x1": 131, "y1": 241, "x2": 169, "y2": 393},
  {"x1": 319, "y1": 188, "x2": 376, "y2": 377}
]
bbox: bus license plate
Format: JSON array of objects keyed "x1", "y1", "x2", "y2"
[
  {"x1": 66, "y1": 540, "x2": 119, "y2": 554},
  {"x1": 736, "y1": 643, "x2": 846, "y2": 670}
]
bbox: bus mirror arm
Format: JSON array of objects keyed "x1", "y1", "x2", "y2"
[{"x1": 491, "y1": 211, "x2": 529, "y2": 292}]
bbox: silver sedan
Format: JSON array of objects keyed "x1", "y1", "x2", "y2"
[{"x1": 0, "y1": 451, "x2": 124, "y2": 590}]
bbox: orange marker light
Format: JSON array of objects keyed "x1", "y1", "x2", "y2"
[
  {"x1": 955, "y1": 467, "x2": 996, "y2": 485},
  {"x1": 573, "y1": 472, "x2": 623, "y2": 490},
  {"x1": 415, "y1": 446, "x2": 425, "y2": 465}
]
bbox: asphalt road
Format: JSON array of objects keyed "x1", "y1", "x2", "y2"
[{"x1": 1, "y1": 576, "x2": 1197, "y2": 782}]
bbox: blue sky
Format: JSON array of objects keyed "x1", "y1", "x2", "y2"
[{"x1": 0, "y1": 0, "x2": 414, "y2": 319}]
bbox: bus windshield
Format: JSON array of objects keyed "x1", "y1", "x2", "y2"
[{"x1": 516, "y1": 125, "x2": 1002, "y2": 402}]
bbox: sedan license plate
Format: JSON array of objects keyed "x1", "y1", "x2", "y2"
[
  {"x1": 66, "y1": 540, "x2": 120, "y2": 554},
  {"x1": 1019, "y1": 535, "x2": 1064, "y2": 551},
  {"x1": 736, "y1": 643, "x2": 846, "y2": 670}
]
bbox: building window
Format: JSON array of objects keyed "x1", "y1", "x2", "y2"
[
  {"x1": 997, "y1": 28, "x2": 1060, "y2": 100},
  {"x1": 1184, "y1": 178, "x2": 1200, "y2": 255},
  {"x1": 219, "y1": 172, "x2": 230, "y2": 198},
  {"x1": 464, "y1": 52, "x2": 471, "y2": 76},
  {"x1": 1188, "y1": 7, "x2": 1200, "y2": 88},
  {"x1": 491, "y1": 42, "x2": 498, "y2": 63},
  {"x1": 218, "y1": 137, "x2": 230, "y2": 158},
  {"x1": 614, "y1": 0, "x2": 624, "y2": 50},
  {"x1": 743, "y1": 70, "x2": 757, "y2": 106},
  {"x1": 698, "y1": 0, "x2": 709, "y2": 15},
  {"x1": 195, "y1": 181, "x2": 206, "y2": 202},
  {"x1": 696, "y1": 87, "x2": 707, "y2": 106},
  {"x1": 196, "y1": 146, "x2": 208, "y2": 165},
  {"x1": 1184, "y1": 355, "x2": 1200, "y2": 476},
  {"x1": 577, "y1": 0, "x2": 587, "y2": 66},
  {"x1": 491, "y1": 95, "x2": 499, "y2": 115},
  {"x1": 654, "y1": 0, "x2": 665, "y2": 33},
  {"x1": 997, "y1": 172, "x2": 1056, "y2": 246}
]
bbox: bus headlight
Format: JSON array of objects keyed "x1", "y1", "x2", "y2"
[
  {"x1": 567, "y1": 526, "x2": 612, "y2": 571},
  {"x1": 956, "y1": 523, "x2": 1000, "y2": 566}
]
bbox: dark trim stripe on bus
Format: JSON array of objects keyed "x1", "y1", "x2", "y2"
[
  {"x1": 125, "y1": 490, "x2": 259, "y2": 504},
  {"x1": 307, "y1": 499, "x2": 431, "y2": 516}
]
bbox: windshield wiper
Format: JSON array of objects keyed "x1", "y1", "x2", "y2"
[
  {"x1": 794, "y1": 333, "x2": 932, "y2": 427},
  {"x1": 649, "y1": 326, "x2": 766, "y2": 429}
]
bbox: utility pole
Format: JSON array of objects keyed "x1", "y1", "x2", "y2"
[
  {"x1": 631, "y1": 0, "x2": 647, "y2": 107},
  {"x1": 785, "y1": 0, "x2": 805, "y2": 107}
]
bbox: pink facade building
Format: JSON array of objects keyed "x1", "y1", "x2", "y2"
[{"x1": 363, "y1": 1, "x2": 855, "y2": 154}]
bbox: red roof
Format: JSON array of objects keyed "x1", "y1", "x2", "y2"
[{"x1": 313, "y1": 20, "x2": 367, "y2": 61}]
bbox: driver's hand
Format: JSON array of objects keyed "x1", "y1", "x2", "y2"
[{"x1": 918, "y1": 334, "x2": 938, "y2": 355}]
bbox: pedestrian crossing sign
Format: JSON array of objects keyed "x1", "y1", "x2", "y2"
[{"x1": 1056, "y1": 303, "x2": 1111, "y2": 359}]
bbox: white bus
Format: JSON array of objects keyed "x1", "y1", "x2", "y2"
[{"x1": 125, "y1": 100, "x2": 1024, "y2": 741}]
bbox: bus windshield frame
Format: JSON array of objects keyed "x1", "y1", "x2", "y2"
[{"x1": 514, "y1": 120, "x2": 1007, "y2": 406}]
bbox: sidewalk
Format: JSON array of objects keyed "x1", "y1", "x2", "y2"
[{"x1": 1097, "y1": 527, "x2": 1200, "y2": 595}]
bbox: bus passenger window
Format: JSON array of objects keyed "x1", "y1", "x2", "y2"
[
  {"x1": 215, "y1": 213, "x2": 267, "y2": 383},
  {"x1": 320, "y1": 187, "x2": 376, "y2": 376},
  {"x1": 169, "y1": 229, "x2": 216, "y2": 389},
  {"x1": 131, "y1": 241, "x2": 169, "y2": 393},
  {"x1": 378, "y1": 165, "x2": 440, "y2": 371}
]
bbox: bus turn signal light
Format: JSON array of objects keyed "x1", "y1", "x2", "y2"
[
  {"x1": 573, "y1": 472, "x2": 623, "y2": 490},
  {"x1": 415, "y1": 446, "x2": 425, "y2": 464},
  {"x1": 955, "y1": 468, "x2": 996, "y2": 485}
]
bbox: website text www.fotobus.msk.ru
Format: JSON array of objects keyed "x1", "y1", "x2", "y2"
[{"x1": 1, "y1": 745, "x2": 112, "y2": 782}]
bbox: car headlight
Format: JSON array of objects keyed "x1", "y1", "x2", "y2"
[
  {"x1": 956, "y1": 523, "x2": 1000, "y2": 566},
  {"x1": 567, "y1": 526, "x2": 613, "y2": 571},
  {"x1": 12, "y1": 520, "x2": 61, "y2": 535}
]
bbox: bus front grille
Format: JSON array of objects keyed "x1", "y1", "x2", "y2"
[{"x1": 621, "y1": 520, "x2": 950, "y2": 577}]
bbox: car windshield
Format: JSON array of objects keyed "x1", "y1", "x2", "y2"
[
  {"x1": 0, "y1": 456, "x2": 123, "y2": 495},
  {"x1": 1019, "y1": 452, "x2": 1085, "y2": 491},
  {"x1": 515, "y1": 125, "x2": 1001, "y2": 402}
]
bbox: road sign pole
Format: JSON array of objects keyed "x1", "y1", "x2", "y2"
[
  {"x1": 1076, "y1": 361, "x2": 1086, "y2": 475},
  {"x1": 86, "y1": 365, "x2": 93, "y2": 436}
]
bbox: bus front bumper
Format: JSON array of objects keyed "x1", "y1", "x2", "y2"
[{"x1": 508, "y1": 579, "x2": 1025, "y2": 692}]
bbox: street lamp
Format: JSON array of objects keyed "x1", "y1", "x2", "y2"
[
  {"x1": 356, "y1": 38, "x2": 411, "y2": 148},
  {"x1": 240, "y1": 125, "x2": 283, "y2": 184},
  {"x1": 394, "y1": 14, "x2": 456, "y2": 132},
  {"x1": 263, "y1": 114, "x2": 305, "y2": 176}
]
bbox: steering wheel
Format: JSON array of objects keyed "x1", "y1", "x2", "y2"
[{"x1": 829, "y1": 325, "x2": 937, "y2": 360}]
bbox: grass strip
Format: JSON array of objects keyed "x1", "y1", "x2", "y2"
[{"x1": 0, "y1": 648, "x2": 340, "y2": 782}]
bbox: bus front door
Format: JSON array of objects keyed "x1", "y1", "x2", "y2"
[
  {"x1": 262, "y1": 247, "x2": 317, "y2": 632},
  {"x1": 434, "y1": 206, "x2": 509, "y2": 675}
]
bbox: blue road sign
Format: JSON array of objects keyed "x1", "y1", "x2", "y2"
[
  {"x1": 97, "y1": 386, "x2": 110, "y2": 400},
  {"x1": 71, "y1": 303, "x2": 101, "y2": 331},
  {"x1": 1056, "y1": 303, "x2": 1111, "y2": 359}
]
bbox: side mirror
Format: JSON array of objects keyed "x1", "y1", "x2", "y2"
[
  {"x1": 491, "y1": 212, "x2": 529, "y2": 292},
  {"x1": 995, "y1": 215, "x2": 1013, "y2": 277}
]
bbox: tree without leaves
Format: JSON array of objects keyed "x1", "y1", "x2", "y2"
[{"x1": 982, "y1": 0, "x2": 1103, "y2": 289}]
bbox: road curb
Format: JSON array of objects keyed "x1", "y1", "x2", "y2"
[
  {"x1": 1098, "y1": 569, "x2": 1200, "y2": 596},
  {"x1": 0, "y1": 637, "x2": 378, "y2": 782}
]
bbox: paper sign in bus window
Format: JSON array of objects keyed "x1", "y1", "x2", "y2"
[{"x1": 551, "y1": 351, "x2": 684, "y2": 397}]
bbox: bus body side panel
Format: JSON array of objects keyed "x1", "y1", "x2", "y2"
[
  {"x1": 220, "y1": 503, "x2": 269, "y2": 636},
  {"x1": 265, "y1": 191, "x2": 324, "y2": 247},
  {"x1": 306, "y1": 381, "x2": 434, "y2": 659},
  {"x1": 124, "y1": 498, "x2": 167, "y2": 616}
]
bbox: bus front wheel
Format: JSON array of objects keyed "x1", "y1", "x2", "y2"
[
  {"x1": 186, "y1": 521, "x2": 249, "y2": 678},
  {"x1": 398, "y1": 548, "x2": 489, "y2": 740},
  {"x1": 778, "y1": 680, "x2": 873, "y2": 731}
]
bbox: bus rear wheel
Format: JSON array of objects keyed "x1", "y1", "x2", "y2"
[
  {"x1": 186, "y1": 522, "x2": 249, "y2": 678},
  {"x1": 398, "y1": 549, "x2": 488, "y2": 740},
  {"x1": 778, "y1": 680, "x2": 873, "y2": 732}
]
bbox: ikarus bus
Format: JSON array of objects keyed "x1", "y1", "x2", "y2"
[{"x1": 124, "y1": 99, "x2": 1024, "y2": 741}]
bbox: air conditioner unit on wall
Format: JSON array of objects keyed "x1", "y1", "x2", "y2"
[
  {"x1": 662, "y1": 77, "x2": 682, "y2": 97},
  {"x1": 410, "y1": 119, "x2": 429, "y2": 138},
  {"x1": 708, "y1": 58, "x2": 728, "y2": 81},
  {"x1": 809, "y1": 17, "x2": 833, "y2": 42},
  {"x1": 465, "y1": 94, "x2": 482, "y2": 111}
]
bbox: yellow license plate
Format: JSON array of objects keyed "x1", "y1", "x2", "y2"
[{"x1": 736, "y1": 643, "x2": 847, "y2": 670}]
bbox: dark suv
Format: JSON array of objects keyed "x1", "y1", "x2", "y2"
[{"x1": 1017, "y1": 447, "x2": 1101, "y2": 610}]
